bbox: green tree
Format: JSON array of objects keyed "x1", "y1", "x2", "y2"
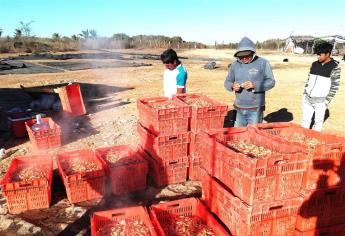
[
  {"x1": 78, "y1": 29, "x2": 97, "y2": 39},
  {"x1": 89, "y1": 29, "x2": 97, "y2": 39},
  {"x1": 71, "y1": 34, "x2": 78, "y2": 40},
  {"x1": 0, "y1": 28, "x2": 3, "y2": 37},
  {"x1": 52, "y1": 33, "x2": 60, "y2": 40},
  {"x1": 79, "y1": 29, "x2": 90, "y2": 39},
  {"x1": 112, "y1": 33, "x2": 130, "y2": 41},
  {"x1": 14, "y1": 29, "x2": 22, "y2": 38}
]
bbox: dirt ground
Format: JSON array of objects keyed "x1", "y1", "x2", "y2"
[{"x1": 0, "y1": 49, "x2": 344, "y2": 235}]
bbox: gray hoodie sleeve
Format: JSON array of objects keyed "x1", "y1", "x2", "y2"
[
  {"x1": 224, "y1": 65, "x2": 235, "y2": 91},
  {"x1": 255, "y1": 61, "x2": 275, "y2": 92}
]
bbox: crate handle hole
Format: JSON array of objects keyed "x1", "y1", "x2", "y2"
[
  {"x1": 169, "y1": 136, "x2": 178, "y2": 140},
  {"x1": 331, "y1": 147, "x2": 342, "y2": 152},
  {"x1": 274, "y1": 160, "x2": 286, "y2": 165},
  {"x1": 169, "y1": 160, "x2": 178, "y2": 165},
  {"x1": 167, "y1": 203, "x2": 180, "y2": 208},
  {"x1": 269, "y1": 205, "x2": 283, "y2": 211},
  {"x1": 19, "y1": 183, "x2": 32, "y2": 187},
  {"x1": 325, "y1": 191, "x2": 336, "y2": 196},
  {"x1": 112, "y1": 212, "x2": 126, "y2": 217},
  {"x1": 207, "y1": 108, "x2": 216, "y2": 112}
]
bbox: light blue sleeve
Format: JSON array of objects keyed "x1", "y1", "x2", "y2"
[{"x1": 176, "y1": 66, "x2": 187, "y2": 88}]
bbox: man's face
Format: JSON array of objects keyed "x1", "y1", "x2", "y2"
[
  {"x1": 317, "y1": 52, "x2": 330, "y2": 63},
  {"x1": 239, "y1": 53, "x2": 254, "y2": 64},
  {"x1": 164, "y1": 61, "x2": 177, "y2": 70}
]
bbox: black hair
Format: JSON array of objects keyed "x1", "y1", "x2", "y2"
[
  {"x1": 315, "y1": 41, "x2": 333, "y2": 55},
  {"x1": 160, "y1": 49, "x2": 180, "y2": 64}
]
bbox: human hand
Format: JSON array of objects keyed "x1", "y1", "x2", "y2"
[
  {"x1": 232, "y1": 82, "x2": 241, "y2": 92},
  {"x1": 243, "y1": 81, "x2": 255, "y2": 90}
]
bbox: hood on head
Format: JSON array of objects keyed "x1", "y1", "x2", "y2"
[{"x1": 234, "y1": 37, "x2": 256, "y2": 57}]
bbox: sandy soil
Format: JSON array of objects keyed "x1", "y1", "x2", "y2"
[{"x1": 0, "y1": 49, "x2": 344, "y2": 235}]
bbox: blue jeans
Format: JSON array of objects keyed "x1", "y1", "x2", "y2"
[{"x1": 234, "y1": 108, "x2": 263, "y2": 127}]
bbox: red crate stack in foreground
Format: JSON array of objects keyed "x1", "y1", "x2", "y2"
[
  {"x1": 95, "y1": 145, "x2": 149, "y2": 196},
  {"x1": 251, "y1": 122, "x2": 345, "y2": 234},
  {"x1": 1, "y1": 156, "x2": 53, "y2": 214},
  {"x1": 250, "y1": 122, "x2": 345, "y2": 190},
  {"x1": 201, "y1": 169, "x2": 302, "y2": 236},
  {"x1": 200, "y1": 127, "x2": 307, "y2": 205},
  {"x1": 137, "y1": 96, "x2": 191, "y2": 186},
  {"x1": 56, "y1": 149, "x2": 106, "y2": 204}
]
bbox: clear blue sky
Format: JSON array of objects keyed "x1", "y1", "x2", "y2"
[{"x1": 1, "y1": 0, "x2": 345, "y2": 45}]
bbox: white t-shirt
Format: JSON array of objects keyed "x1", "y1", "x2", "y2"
[{"x1": 163, "y1": 64, "x2": 187, "y2": 98}]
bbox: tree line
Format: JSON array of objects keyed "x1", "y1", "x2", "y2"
[
  {"x1": 0, "y1": 21, "x2": 207, "y2": 53},
  {"x1": 0, "y1": 21, "x2": 327, "y2": 53}
]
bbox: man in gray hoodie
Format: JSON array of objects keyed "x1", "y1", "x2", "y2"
[{"x1": 224, "y1": 37, "x2": 275, "y2": 127}]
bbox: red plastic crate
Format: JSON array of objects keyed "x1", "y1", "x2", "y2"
[
  {"x1": 296, "y1": 186, "x2": 345, "y2": 231},
  {"x1": 188, "y1": 156, "x2": 202, "y2": 181},
  {"x1": 137, "y1": 122, "x2": 190, "y2": 161},
  {"x1": 251, "y1": 122, "x2": 345, "y2": 190},
  {"x1": 1, "y1": 156, "x2": 53, "y2": 214},
  {"x1": 95, "y1": 145, "x2": 148, "y2": 196},
  {"x1": 295, "y1": 224, "x2": 345, "y2": 236},
  {"x1": 201, "y1": 169, "x2": 302, "y2": 236},
  {"x1": 25, "y1": 117, "x2": 61, "y2": 150},
  {"x1": 56, "y1": 150, "x2": 106, "y2": 203},
  {"x1": 137, "y1": 96, "x2": 191, "y2": 135},
  {"x1": 149, "y1": 197, "x2": 230, "y2": 236},
  {"x1": 174, "y1": 93, "x2": 228, "y2": 132},
  {"x1": 91, "y1": 206, "x2": 158, "y2": 236},
  {"x1": 55, "y1": 83, "x2": 86, "y2": 116},
  {"x1": 200, "y1": 127, "x2": 307, "y2": 205},
  {"x1": 140, "y1": 147, "x2": 188, "y2": 187}
]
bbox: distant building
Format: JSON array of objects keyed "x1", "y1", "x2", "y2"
[{"x1": 284, "y1": 35, "x2": 345, "y2": 55}]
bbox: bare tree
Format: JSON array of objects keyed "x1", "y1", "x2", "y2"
[{"x1": 18, "y1": 20, "x2": 35, "y2": 37}]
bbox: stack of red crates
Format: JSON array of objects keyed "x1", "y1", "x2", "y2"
[
  {"x1": 137, "y1": 96, "x2": 191, "y2": 186},
  {"x1": 199, "y1": 126, "x2": 308, "y2": 235},
  {"x1": 251, "y1": 122, "x2": 345, "y2": 235},
  {"x1": 173, "y1": 93, "x2": 228, "y2": 180}
]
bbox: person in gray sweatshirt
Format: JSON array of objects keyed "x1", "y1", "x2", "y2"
[{"x1": 224, "y1": 37, "x2": 275, "y2": 127}]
